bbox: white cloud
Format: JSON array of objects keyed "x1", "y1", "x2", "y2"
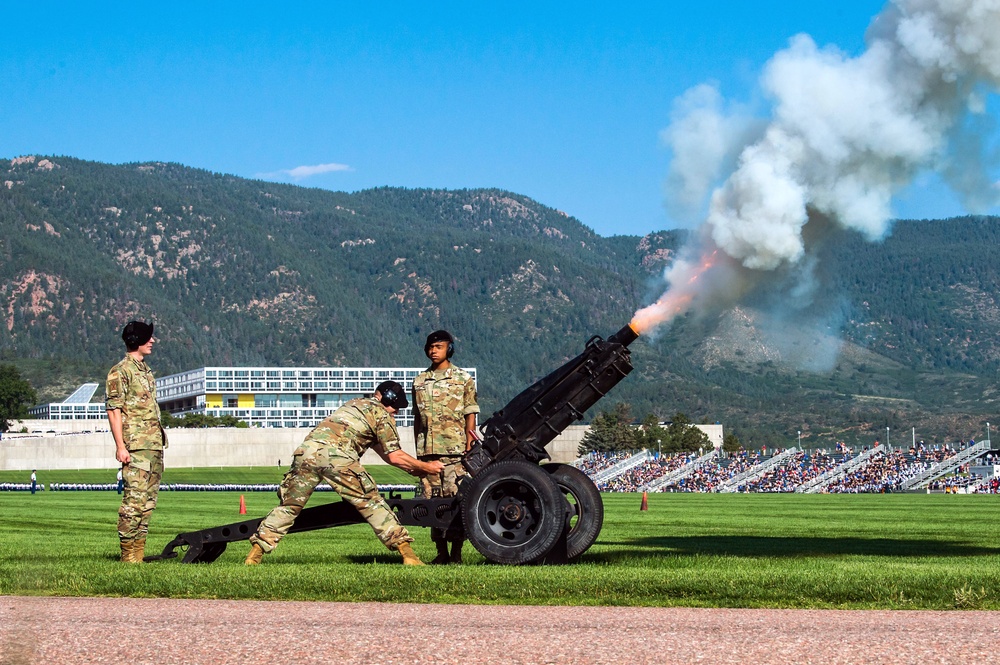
[{"x1": 257, "y1": 162, "x2": 352, "y2": 181}]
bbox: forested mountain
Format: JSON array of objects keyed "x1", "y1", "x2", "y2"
[{"x1": 2, "y1": 155, "x2": 998, "y2": 447}]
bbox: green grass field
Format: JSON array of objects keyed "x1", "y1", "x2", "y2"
[{"x1": 0, "y1": 469, "x2": 997, "y2": 609}]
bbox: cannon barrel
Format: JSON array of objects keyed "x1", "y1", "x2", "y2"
[{"x1": 463, "y1": 323, "x2": 639, "y2": 476}]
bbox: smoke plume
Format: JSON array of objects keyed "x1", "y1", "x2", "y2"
[{"x1": 636, "y1": 0, "x2": 1000, "y2": 335}]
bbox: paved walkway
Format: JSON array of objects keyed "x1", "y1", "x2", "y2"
[{"x1": 2, "y1": 596, "x2": 999, "y2": 664}]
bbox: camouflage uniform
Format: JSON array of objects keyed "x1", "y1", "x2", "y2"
[
  {"x1": 250, "y1": 397, "x2": 413, "y2": 554},
  {"x1": 412, "y1": 366, "x2": 479, "y2": 541},
  {"x1": 106, "y1": 355, "x2": 166, "y2": 543}
]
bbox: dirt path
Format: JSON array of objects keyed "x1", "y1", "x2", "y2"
[{"x1": 2, "y1": 596, "x2": 998, "y2": 664}]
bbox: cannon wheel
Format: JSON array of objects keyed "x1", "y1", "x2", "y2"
[
  {"x1": 461, "y1": 459, "x2": 565, "y2": 565},
  {"x1": 542, "y1": 463, "x2": 604, "y2": 560}
]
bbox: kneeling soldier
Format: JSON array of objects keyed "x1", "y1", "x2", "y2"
[{"x1": 245, "y1": 381, "x2": 444, "y2": 565}]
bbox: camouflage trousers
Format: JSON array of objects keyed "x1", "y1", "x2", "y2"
[
  {"x1": 250, "y1": 442, "x2": 412, "y2": 554},
  {"x1": 118, "y1": 448, "x2": 163, "y2": 543},
  {"x1": 419, "y1": 454, "x2": 467, "y2": 542}
]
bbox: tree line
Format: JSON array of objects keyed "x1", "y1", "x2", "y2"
[{"x1": 578, "y1": 402, "x2": 741, "y2": 455}]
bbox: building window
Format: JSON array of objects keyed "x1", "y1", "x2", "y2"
[
  {"x1": 255, "y1": 394, "x2": 277, "y2": 408},
  {"x1": 317, "y1": 394, "x2": 341, "y2": 408}
]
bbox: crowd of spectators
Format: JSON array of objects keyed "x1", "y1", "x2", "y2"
[
  {"x1": 576, "y1": 451, "x2": 635, "y2": 477},
  {"x1": 926, "y1": 474, "x2": 983, "y2": 492},
  {"x1": 658, "y1": 448, "x2": 766, "y2": 492},
  {"x1": 971, "y1": 477, "x2": 1000, "y2": 493},
  {"x1": 597, "y1": 452, "x2": 697, "y2": 492},
  {"x1": 825, "y1": 444, "x2": 957, "y2": 493},
  {"x1": 580, "y1": 439, "x2": 996, "y2": 494},
  {"x1": 735, "y1": 449, "x2": 852, "y2": 492}
]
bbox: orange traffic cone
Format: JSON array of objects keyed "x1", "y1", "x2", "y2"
[
  {"x1": 640, "y1": 491, "x2": 648, "y2": 511},
  {"x1": 239, "y1": 494, "x2": 247, "y2": 515}
]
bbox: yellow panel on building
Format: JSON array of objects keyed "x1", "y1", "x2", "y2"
[
  {"x1": 205, "y1": 394, "x2": 222, "y2": 408},
  {"x1": 238, "y1": 394, "x2": 255, "y2": 408}
]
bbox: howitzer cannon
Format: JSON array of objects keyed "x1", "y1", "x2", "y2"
[{"x1": 147, "y1": 323, "x2": 639, "y2": 565}]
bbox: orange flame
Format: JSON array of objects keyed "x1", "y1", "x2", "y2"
[{"x1": 630, "y1": 250, "x2": 718, "y2": 334}]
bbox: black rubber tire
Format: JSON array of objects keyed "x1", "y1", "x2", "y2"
[
  {"x1": 461, "y1": 459, "x2": 565, "y2": 565},
  {"x1": 542, "y1": 463, "x2": 604, "y2": 560}
]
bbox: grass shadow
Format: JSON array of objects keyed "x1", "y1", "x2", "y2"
[{"x1": 591, "y1": 535, "x2": 1000, "y2": 561}]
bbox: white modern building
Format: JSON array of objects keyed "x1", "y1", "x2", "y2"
[
  {"x1": 155, "y1": 366, "x2": 478, "y2": 429},
  {"x1": 27, "y1": 383, "x2": 106, "y2": 421}
]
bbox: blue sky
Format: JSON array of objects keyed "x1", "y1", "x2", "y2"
[{"x1": 2, "y1": 1, "x2": 995, "y2": 237}]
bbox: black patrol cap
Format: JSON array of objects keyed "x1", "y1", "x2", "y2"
[
  {"x1": 376, "y1": 380, "x2": 409, "y2": 410},
  {"x1": 121, "y1": 320, "x2": 154, "y2": 349},
  {"x1": 424, "y1": 329, "x2": 455, "y2": 358}
]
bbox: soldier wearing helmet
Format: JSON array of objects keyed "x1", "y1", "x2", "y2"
[
  {"x1": 105, "y1": 320, "x2": 166, "y2": 563},
  {"x1": 245, "y1": 380, "x2": 444, "y2": 566},
  {"x1": 412, "y1": 330, "x2": 479, "y2": 564}
]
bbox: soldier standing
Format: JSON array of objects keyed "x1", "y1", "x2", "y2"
[
  {"x1": 412, "y1": 330, "x2": 479, "y2": 564},
  {"x1": 105, "y1": 320, "x2": 166, "y2": 563},
  {"x1": 245, "y1": 381, "x2": 443, "y2": 566}
]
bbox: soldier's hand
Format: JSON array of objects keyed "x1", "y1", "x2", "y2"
[
  {"x1": 423, "y1": 460, "x2": 445, "y2": 475},
  {"x1": 116, "y1": 448, "x2": 131, "y2": 465}
]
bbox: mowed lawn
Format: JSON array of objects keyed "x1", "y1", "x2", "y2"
[{"x1": 0, "y1": 468, "x2": 997, "y2": 609}]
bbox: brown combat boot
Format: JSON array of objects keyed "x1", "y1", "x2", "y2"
[
  {"x1": 132, "y1": 538, "x2": 146, "y2": 563},
  {"x1": 244, "y1": 543, "x2": 265, "y2": 566},
  {"x1": 120, "y1": 540, "x2": 131, "y2": 563},
  {"x1": 449, "y1": 539, "x2": 464, "y2": 565},
  {"x1": 397, "y1": 542, "x2": 424, "y2": 566},
  {"x1": 430, "y1": 540, "x2": 450, "y2": 565}
]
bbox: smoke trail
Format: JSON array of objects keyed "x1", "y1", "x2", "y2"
[{"x1": 635, "y1": 0, "x2": 1000, "y2": 334}]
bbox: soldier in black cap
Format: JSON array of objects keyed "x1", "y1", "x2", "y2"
[
  {"x1": 105, "y1": 320, "x2": 166, "y2": 563},
  {"x1": 412, "y1": 330, "x2": 479, "y2": 563}
]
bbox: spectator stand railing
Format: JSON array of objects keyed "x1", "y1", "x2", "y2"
[
  {"x1": 795, "y1": 445, "x2": 885, "y2": 493},
  {"x1": 715, "y1": 447, "x2": 799, "y2": 493},
  {"x1": 589, "y1": 450, "x2": 652, "y2": 485},
  {"x1": 900, "y1": 440, "x2": 991, "y2": 490},
  {"x1": 641, "y1": 448, "x2": 719, "y2": 492}
]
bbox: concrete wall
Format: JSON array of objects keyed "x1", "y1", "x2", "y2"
[
  {"x1": 0, "y1": 422, "x2": 721, "y2": 471},
  {"x1": 0, "y1": 425, "x2": 590, "y2": 471}
]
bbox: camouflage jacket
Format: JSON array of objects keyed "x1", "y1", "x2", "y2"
[
  {"x1": 305, "y1": 397, "x2": 401, "y2": 461},
  {"x1": 412, "y1": 366, "x2": 479, "y2": 456},
  {"x1": 105, "y1": 355, "x2": 165, "y2": 451}
]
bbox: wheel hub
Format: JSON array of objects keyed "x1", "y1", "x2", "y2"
[{"x1": 498, "y1": 497, "x2": 526, "y2": 525}]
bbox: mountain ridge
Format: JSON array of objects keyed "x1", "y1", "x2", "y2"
[{"x1": 2, "y1": 154, "x2": 998, "y2": 447}]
